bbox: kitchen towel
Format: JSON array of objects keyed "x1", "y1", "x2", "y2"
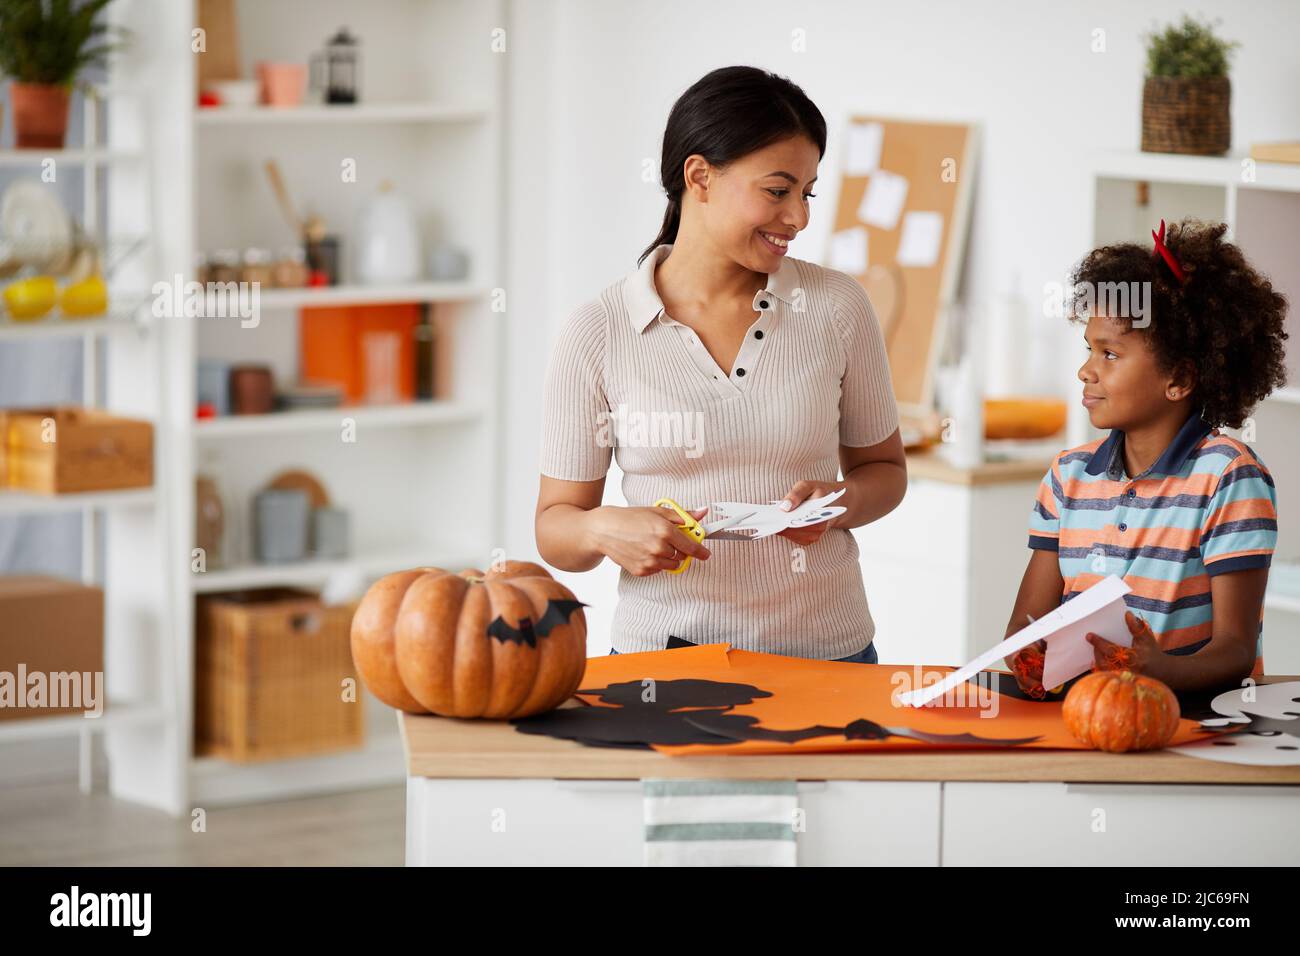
[{"x1": 642, "y1": 779, "x2": 798, "y2": 866}]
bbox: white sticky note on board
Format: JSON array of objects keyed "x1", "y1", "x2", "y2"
[
  {"x1": 898, "y1": 575, "x2": 1133, "y2": 708},
  {"x1": 857, "y1": 170, "x2": 909, "y2": 230},
  {"x1": 829, "y1": 227, "x2": 868, "y2": 274},
  {"x1": 896, "y1": 210, "x2": 944, "y2": 267},
  {"x1": 845, "y1": 121, "x2": 883, "y2": 175}
]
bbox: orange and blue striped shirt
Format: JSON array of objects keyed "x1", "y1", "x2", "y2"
[{"x1": 1028, "y1": 411, "x2": 1277, "y2": 677}]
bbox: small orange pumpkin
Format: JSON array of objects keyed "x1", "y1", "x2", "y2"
[
  {"x1": 1062, "y1": 670, "x2": 1181, "y2": 752},
  {"x1": 350, "y1": 560, "x2": 587, "y2": 719}
]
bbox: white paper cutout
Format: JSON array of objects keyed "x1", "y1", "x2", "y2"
[
  {"x1": 896, "y1": 210, "x2": 944, "y2": 267},
  {"x1": 705, "y1": 489, "x2": 847, "y2": 540},
  {"x1": 899, "y1": 576, "x2": 1133, "y2": 708},
  {"x1": 858, "y1": 170, "x2": 909, "y2": 230},
  {"x1": 829, "y1": 227, "x2": 869, "y2": 274},
  {"x1": 845, "y1": 121, "x2": 883, "y2": 175},
  {"x1": 1167, "y1": 681, "x2": 1300, "y2": 765}
]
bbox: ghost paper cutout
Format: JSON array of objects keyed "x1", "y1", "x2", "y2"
[{"x1": 1167, "y1": 680, "x2": 1300, "y2": 766}]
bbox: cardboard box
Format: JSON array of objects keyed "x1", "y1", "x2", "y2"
[{"x1": 0, "y1": 576, "x2": 105, "y2": 722}]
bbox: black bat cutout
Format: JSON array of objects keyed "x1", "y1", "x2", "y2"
[
  {"x1": 486, "y1": 599, "x2": 589, "y2": 647},
  {"x1": 512, "y1": 677, "x2": 1043, "y2": 750},
  {"x1": 685, "y1": 711, "x2": 1043, "y2": 748}
]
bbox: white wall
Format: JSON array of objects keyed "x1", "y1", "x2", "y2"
[{"x1": 506, "y1": 0, "x2": 1300, "y2": 649}]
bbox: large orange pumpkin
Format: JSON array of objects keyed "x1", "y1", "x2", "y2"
[
  {"x1": 1062, "y1": 670, "x2": 1181, "y2": 752},
  {"x1": 350, "y1": 560, "x2": 587, "y2": 719}
]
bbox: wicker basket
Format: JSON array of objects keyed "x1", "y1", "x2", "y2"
[
  {"x1": 195, "y1": 587, "x2": 363, "y2": 762},
  {"x1": 1141, "y1": 75, "x2": 1231, "y2": 155}
]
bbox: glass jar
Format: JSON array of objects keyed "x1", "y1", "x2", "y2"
[
  {"x1": 241, "y1": 247, "x2": 275, "y2": 288},
  {"x1": 273, "y1": 246, "x2": 309, "y2": 288}
]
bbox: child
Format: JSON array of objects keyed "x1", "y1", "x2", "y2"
[{"x1": 1008, "y1": 219, "x2": 1288, "y2": 697}]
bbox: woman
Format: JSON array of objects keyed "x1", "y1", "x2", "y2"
[{"x1": 535, "y1": 66, "x2": 906, "y2": 661}]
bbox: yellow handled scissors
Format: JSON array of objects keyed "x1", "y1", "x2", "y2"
[{"x1": 653, "y1": 498, "x2": 757, "y2": 574}]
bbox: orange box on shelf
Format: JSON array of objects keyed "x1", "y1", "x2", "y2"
[
  {"x1": 299, "y1": 303, "x2": 420, "y2": 404},
  {"x1": 0, "y1": 406, "x2": 153, "y2": 494}
]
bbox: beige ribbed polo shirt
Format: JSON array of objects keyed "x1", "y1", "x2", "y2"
[{"x1": 539, "y1": 242, "x2": 899, "y2": 658}]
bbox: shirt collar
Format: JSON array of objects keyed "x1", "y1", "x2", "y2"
[
  {"x1": 624, "y1": 242, "x2": 802, "y2": 334},
  {"x1": 1084, "y1": 409, "x2": 1215, "y2": 479}
]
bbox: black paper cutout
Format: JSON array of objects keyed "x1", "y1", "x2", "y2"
[
  {"x1": 486, "y1": 599, "x2": 589, "y2": 647},
  {"x1": 512, "y1": 677, "x2": 1044, "y2": 750},
  {"x1": 513, "y1": 679, "x2": 773, "y2": 748}
]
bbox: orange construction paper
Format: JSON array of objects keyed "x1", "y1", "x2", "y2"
[{"x1": 576, "y1": 644, "x2": 1217, "y2": 756}]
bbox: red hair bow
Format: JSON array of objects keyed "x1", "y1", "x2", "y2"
[{"x1": 1152, "y1": 219, "x2": 1187, "y2": 284}]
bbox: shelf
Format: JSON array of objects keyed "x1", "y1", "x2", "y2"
[
  {"x1": 0, "y1": 487, "x2": 156, "y2": 516},
  {"x1": 193, "y1": 400, "x2": 479, "y2": 438},
  {"x1": 189, "y1": 727, "x2": 405, "y2": 806},
  {"x1": 1091, "y1": 150, "x2": 1300, "y2": 193},
  {"x1": 195, "y1": 102, "x2": 490, "y2": 126},
  {"x1": 0, "y1": 701, "x2": 167, "y2": 743},
  {"x1": 0, "y1": 147, "x2": 140, "y2": 166},
  {"x1": 0, "y1": 309, "x2": 151, "y2": 342},
  {"x1": 248, "y1": 281, "x2": 484, "y2": 310},
  {"x1": 190, "y1": 545, "x2": 484, "y2": 593},
  {"x1": 1266, "y1": 387, "x2": 1300, "y2": 405}
]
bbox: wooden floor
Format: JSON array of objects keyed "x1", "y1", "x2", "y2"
[{"x1": 0, "y1": 780, "x2": 405, "y2": 866}]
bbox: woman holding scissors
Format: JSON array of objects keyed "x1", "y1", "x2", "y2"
[{"x1": 535, "y1": 66, "x2": 907, "y2": 661}]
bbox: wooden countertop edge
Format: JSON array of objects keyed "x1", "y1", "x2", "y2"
[
  {"x1": 400, "y1": 714, "x2": 1300, "y2": 785},
  {"x1": 905, "y1": 450, "x2": 1052, "y2": 486}
]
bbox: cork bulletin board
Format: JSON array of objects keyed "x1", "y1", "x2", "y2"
[{"x1": 827, "y1": 117, "x2": 978, "y2": 417}]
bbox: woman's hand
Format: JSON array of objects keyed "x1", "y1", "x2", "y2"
[
  {"x1": 586, "y1": 505, "x2": 712, "y2": 577},
  {"x1": 1086, "y1": 611, "x2": 1165, "y2": 678},
  {"x1": 775, "y1": 480, "x2": 848, "y2": 546}
]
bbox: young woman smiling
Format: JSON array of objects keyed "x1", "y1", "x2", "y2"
[{"x1": 536, "y1": 66, "x2": 907, "y2": 660}]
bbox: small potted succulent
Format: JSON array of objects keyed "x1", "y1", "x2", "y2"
[
  {"x1": 0, "y1": 0, "x2": 123, "y2": 149},
  {"x1": 1141, "y1": 15, "x2": 1238, "y2": 156}
]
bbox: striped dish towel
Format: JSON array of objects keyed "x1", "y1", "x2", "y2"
[{"x1": 642, "y1": 779, "x2": 798, "y2": 866}]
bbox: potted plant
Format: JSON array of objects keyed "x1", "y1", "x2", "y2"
[
  {"x1": 0, "y1": 0, "x2": 122, "y2": 149},
  {"x1": 1141, "y1": 15, "x2": 1238, "y2": 156}
]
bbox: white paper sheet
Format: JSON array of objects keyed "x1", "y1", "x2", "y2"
[
  {"x1": 898, "y1": 575, "x2": 1133, "y2": 708},
  {"x1": 705, "y1": 489, "x2": 847, "y2": 540},
  {"x1": 829, "y1": 227, "x2": 868, "y2": 274},
  {"x1": 844, "y1": 121, "x2": 884, "y2": 176},
  {"x1": 896, "y1": 210, "x2": 944, "y2": 267},
  {"x1": 857, "y1": 170, "x2": 909, "y2": 230}
]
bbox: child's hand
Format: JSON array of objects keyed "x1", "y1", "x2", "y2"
[
  {"x1": 1086, "y1": 611, "x2": 1162, "y2": 675},
  {"x1": 1009, "y1": 639, "x2": 1050, "y2": 699}
]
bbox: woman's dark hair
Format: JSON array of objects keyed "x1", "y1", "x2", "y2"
[
  {"x1": 1067, "y1": 218, "x2": 1289, "y2": 429},
  {"x1": 639, "y1": 66, "x2": 827, "y2": 266}
]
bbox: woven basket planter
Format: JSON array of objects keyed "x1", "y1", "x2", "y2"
[{"x1": 1141, "y1": 75, "x2": 1231, "y2": 155}]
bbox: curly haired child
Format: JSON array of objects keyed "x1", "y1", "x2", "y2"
[{"x1": 1007, "y1": 218, "x2": 1288, "y2": 697}]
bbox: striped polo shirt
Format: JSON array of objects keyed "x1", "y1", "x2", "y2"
[{"x1": 1028, "y1": 410, "x2": 1277, "y2": 676}]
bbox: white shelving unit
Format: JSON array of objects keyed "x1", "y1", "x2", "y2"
[
  {"x1": 0, "y1": 85, "x2": 176, "y2": 798},
  {"x1": 1088, "y1": 149, "x2": 1300, "y2": 674},
  {"x1": 93, "y1": 0, "x2": 507, "y2": 814}
]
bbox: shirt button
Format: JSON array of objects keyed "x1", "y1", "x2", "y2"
[
  {"x1": 758, "y1": 300, "x2": 769, "y2": 309},
  {"x1": 735, "y1": 368, "x2": 746, "y2": 377},
  {"x1": 754, "y1": 330, "x2": 764, "y2": 339},
  {"x1": 1118, "y1": 522, "x2": 1128, "y2": 532},
  {"x1": 1127, "y1": 488, "x2": 1136, "y2": 497}
]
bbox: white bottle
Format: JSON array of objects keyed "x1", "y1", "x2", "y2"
[{"x1": 354, "y1": 180, "x2": 422, "y2": 284}]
